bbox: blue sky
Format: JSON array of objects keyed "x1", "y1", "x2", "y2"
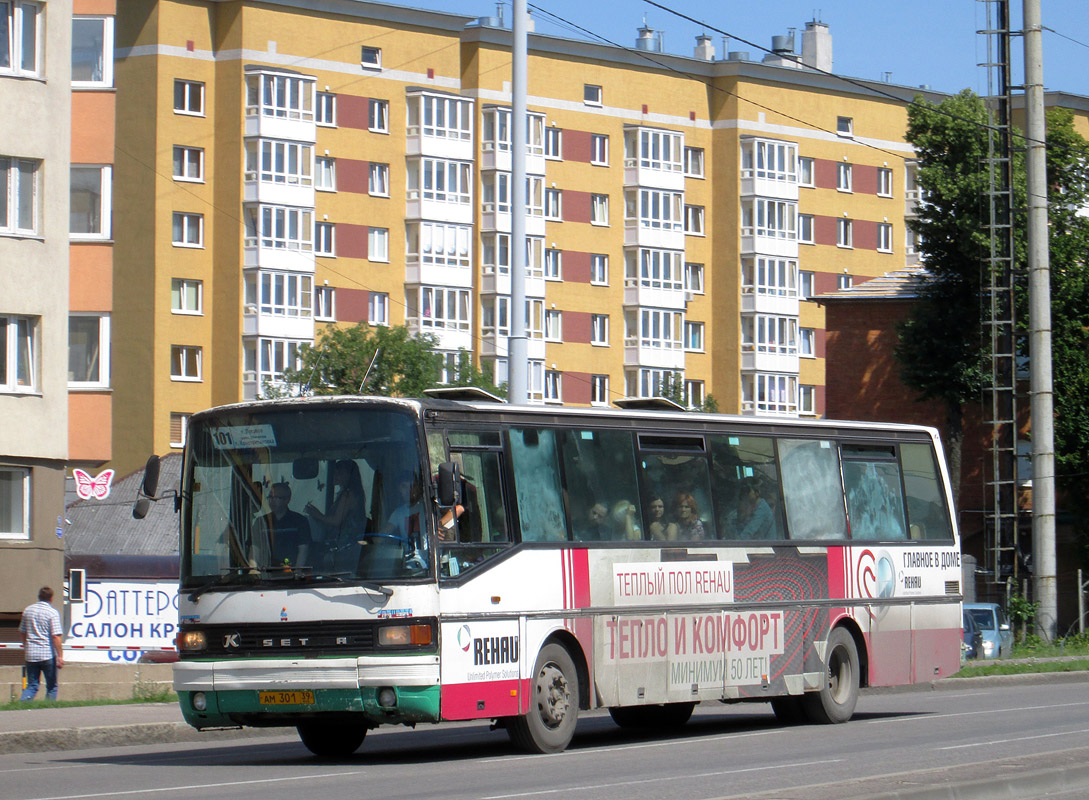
[{"x1": 404, "y1": 0, "x2": 1089, "y2": 98}]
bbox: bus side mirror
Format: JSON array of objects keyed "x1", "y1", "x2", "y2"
[
  {"x1": 437, "y1": 462, "x2": 460, "y2": 506},
  {"x1": 142, "y1": 455, "x2": 161, "y2": 497}
]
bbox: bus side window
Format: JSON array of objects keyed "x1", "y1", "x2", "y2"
[
  {"x1": 900, "y1": 443, "x2": 953, "y2": 540},
  {"x1": 709, "y1": 435, "x2": 784, "y2": 541},
  {"x1": 778, "y1": 438, "x2": 848, "y2": 540},
  {"x1": 638, "y1": 453, "x2": 714, "y2": 541},
  {"x1": 439, "y1": 450, "x2": 510, "y2": 578},
  {"x1": 509, "y1": 428, "x2": 567, "y2": 541},
  {"x1": 842, "y1": 445, "x2": 908, "y2": 540},
  {"x1": 561, "y1": 429, "x2": 643, "y2": 542}
]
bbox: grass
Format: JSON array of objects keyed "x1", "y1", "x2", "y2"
[
  {"x1": 950, "y1": 633, "x2": 1089, "y2": 678},
  {"x1": 1, "y1": 691, "x2": 178, "y2": 712}
]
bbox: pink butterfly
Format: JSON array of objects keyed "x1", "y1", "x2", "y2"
[{"x1": 73, "y1": 469, "x2": 115, "y2": 501}]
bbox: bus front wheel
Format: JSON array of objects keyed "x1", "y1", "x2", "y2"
[
  {"x1": 297, "y1": 722, "x2": 367, "y2": 758},
  {"x1": 507, "y1": 643, "x2": 579, "y2": 754},
  {"x1": 803, "y1": 626, "x2": 860, "y2": 724}
]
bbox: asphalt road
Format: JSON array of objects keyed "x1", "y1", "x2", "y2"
[{"x1": 5, "y1": 679, "x2": 1089, "y2": 800}]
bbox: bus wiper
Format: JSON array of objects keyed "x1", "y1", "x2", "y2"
[{"x1": 361, "y1": 581, "x2": 394, "y2": 597}]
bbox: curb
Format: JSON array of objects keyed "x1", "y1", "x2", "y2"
[{"x1": 0, "y1": 721, "x2": 284, "y2": 755}]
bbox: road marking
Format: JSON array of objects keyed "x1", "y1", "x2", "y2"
[
  {"x1": 482, "y1": 758, "x2": 843, "y2": 799},
  {"x1": 25, "y1": 770, "x2": 365, "y2": 800},
  {"x1": 481, "y1": 728, "x2": 784, "y2": 763},
  {"x1": 939, "y1": 727, "x2": 1089, "y2": 750},
  {"x1": 863, "y1": 700, "x2": 1089, "y2": 724}
]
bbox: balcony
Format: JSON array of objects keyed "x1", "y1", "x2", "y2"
[
  {"x1": 624, "y1": 159, "x2": 685, "y2": 192},
  {"x1": 740, "y1": 288, "x2": 799, "y2": 317},
  {"x1": 740, "y1": 170, "x2": 799, "y2": 201},
  {"x1": 624, "y1": 221, "x2": 685, "y2": 251},
  {"x1": 480, "y1": 269, "x2": 545, "y2": 298},
  {"x1": 243, "y1": 179, "x2": 314, "y2": 209},
  {"x1": 623, "y1": 339, "x2": 685, "y2": 370},
  {"x1": 244, "y1": 113, "x2": 316, "y2": 146},
  {"x1": 740, "y1": 228, "x2": 799, "y2": 259},
  {"x1": 479, "y1": 333, "x2": 545, "y2": 360},
  {"x1": 243, "y1": 243, "x2": 315, "y2": 272},
  {"x1": 406, "y1": 321, "x2": 471, "y2": 353},
  {"x1": 404, "y1": 260, "x2": 473, "y2": 289},
  {"x1": 479, "y1": 206, "x2": 546, "y2": 237},
  {"x1": 480, "y1": 144, "x2": 546, "y2": 176},
  {"x1": 740, "y1": 348, "x2": 799, "y2": 375},
  {"x1": 623, "y1": 281, "x2": 686, "y2": 311}
]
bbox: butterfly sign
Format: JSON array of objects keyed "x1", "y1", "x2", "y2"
[{"x1": 73, "y1": 469, "x2": 116, "y2": 501}]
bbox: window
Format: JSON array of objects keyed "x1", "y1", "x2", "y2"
[
  {"x1": 837, "y1": 218, "x2": 853, "y2": 248},
  {"x1": 361, "y1": 45, "x2": 381, "y2": 69},
  {"x1": 836, "y1": 116, "x2": 853, "y2": 136},
  {"x1": 741, "y1": 198, "x2": 796, "y2": 239},
  {"x1": 591, "y1": 374, "x2": 609, "y2": 406},
  {"x1": 627, "y1": 248, "x2": 684, "y2": 291},
  {"x1": 72, "y1": 16, "x2": 113, "y2": 87},
  {"x1": 683, "y1": 146, "x2": 704, "y2": 177},
  {"x1": 1, "y1": 2, "x2": 39, "y2": 77},
  {"x1": 315, "y1": 221, "x2": 335, "y2": 256},
  {"x1": 171, "y1": 278, "x2": 202, "y2": 314},
  {"x1": 591, "y1": 193, "x2": 609, "y2": 226},
  {"x1": 174, "y1": 79, "x2": 204, "y2": 115},
  {"x1": 742, "y1": 256, "x2": 797, "y2": 298},
  {"x1": 244, "y1": 205, "x2": 313, "y2": 251},
  {"x1": 544, "y1": 188, "x2": 562, "y2": 220},
  {"x1": 799, "y1": 385, "x2": 815, "y2": 415},
  {"x1": 837, "y1": 162, "x2": 852, "y2": 192},
  {"x1": 369, "y1": 227, "x2": 389, "y2": 262},
  {"x1": 799, "y1": 156, "x2": 814, "y2": 186},
  {"x1": 685, "y1": 262, "x2": 704, "y2": 294},
  {"x1": 369, "y1": 98, "x2": 389, "y2": 133},
  {"x1": 628, "y1": 188, "x2": 684, "y2": 231},
  {"x1": 70, "y1": 166, "x2": 111, "y2": 238},
  {"x1": 544, "y1": 248, "x2": 562, "y2": 280},
  {"x1": 244, "y1": 139, "x2": 313, "y2": 187},
  {"x1": 584, "y1": 84, "x2": 602, "y2": 106},
  {"x1": 244, "y1": 272, "x2": 313, "y2": 318},
  {"x1": 544, "y1": 309, "x2": 562, "y2": 341},
  {"x1": 626, "y1": 367, "x2": 680, "y2": 400},
  {"x1": 482, "y1": 172, "x2": 509, "y2": 214},
  {"x1": 591, "y1": 253, "x2": 608, "y2": 285},
  {"x1": 414, "y1": 287, "x2": 470, "y2": 332},
  {"x1": 626, "y1": 128, "x2": 682, "y2": 173},
  {"x1": 169, "y1": 413, "x2": 190, "y2": 449},
  {"x1": 0, "y1": 314, "x2": 36, "y2": 392},
  {"x1": 170, "y1": 345, "x2": 202, "y2": 381},
  {"x1": 245, "y1": 72, "x2": 314, "y2": 121},
  {"x1": 408, "y1": 157, "x2": 472, "y2": 205},
  {"x1": 684, "y1": 380, "x2": 704, "y2": 409},
  {"x1": 837, "y1": 274, "x2": 853, "y2": 290},
  {"x1": 369, "y1": 162, "x2": 389, "y2": 196},
  {"x1": 741, "y1": 139, "x2": 797, "y2": 182},
  {"x1": 684, "y1": 204, "x2": 705, "y2": 235},
  {"x1": 314, "y1": 286, "x2": 335, "y2": 321},
  {"x1": 878, "y1": 167, "x2": 893, "y2": 197},
  {"x1": 684, "y1": 321, "x2": 704, "y2": 351},
  {"x1": 798, "y1": 213, "x2": 814, "y2": 244},
  {"x1": 68, "y1": 314, "x2": 110, "y2": 388},
  {"x1": 878, "y1": 222, "x2": 893, "y2": 253},
  {"x1": 481, "y1": 233, "x2": 510, "y2": 275},
  {"x1": 591, "y1": 134, "x2": 609, "y2": 165},
  {"x1": 799, "y1": 270, "x2": 814, "y2": 299},
  {"x1": 407, "y1": 222, "x2": 472, "y2": 269},
  {"x1": 626, "y1": 308, "x2": 683, "y2": 351},
  {"x1": 545, "y1": 127, "x2": 562, "y2": 159},
  {"x1": 742, "y1": 314, "x2": 797, "y2": 356},
  {"x1": 369, "y1": 292, "x2": 389, "y2": 325},
  {"x1": 410, "y1": 94, "x2": 473, "y2": 141},
  {"x1": 316, "y1": 91, "x2": 336, "y2": 126},
  {"x1": 480, "y1": 296, "x2": 510, "y2": 338},
  {"x1": 544, "y1": 370, "x2": 562, "y2": 403},
  {"x1": 0, "y1": 156, "x2": 38, "y2": 235},
  {"x1": 172, "y1": 212, "x2": 203, "y2": 247},
  {"x1": 741, "y1": 372, "x2": 797, "y2": 415},
  {"x1": 591, "y1": 314, "x2": 608, "y2": 345},
  {"x1": 172, "y1": 146, "x2": 203, "y2": 182},
  {"x1": 800, "y1": 327, "x2": 815, "y2": 357},
  {"x1": 315, "y1": 156, "x2": 335, "y2": 191}
]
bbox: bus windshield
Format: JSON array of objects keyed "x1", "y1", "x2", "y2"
[{"x1": 181, "y1": 404, "x2": 429, "y2": 588}]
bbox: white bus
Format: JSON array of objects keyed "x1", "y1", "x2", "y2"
[{"x1": 140, "y1": 393, "x2": 962, "y2": 756}]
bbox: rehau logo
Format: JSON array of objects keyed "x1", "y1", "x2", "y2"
[{"x1": 473, "y1": 635, "x2": 518, "y2": 666}]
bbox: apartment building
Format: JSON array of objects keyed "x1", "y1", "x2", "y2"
[
  {"x1": 0, "y1": 0, "x2": 71, "y2": 640},
  {"x1": 108, "y1": 0, "x2": 936, "y2": 476}
]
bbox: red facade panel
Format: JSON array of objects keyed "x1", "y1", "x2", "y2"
[
  {"x1": 562, "y1": 190, "x2": 592, "y2": 224},
  {"x1": 338, "y1": 224, "x2": 369, "y2": 259},
  {"x1": 814, "y1": 158, "x2": 838, "y2": 189},
  {"x1": 338, "y1": 159, "x2": 370, "y2": 194},
  {"x1": 564, "y1": 371, "x2": 593, "y2": 405},
  {"x1": 564, "y1": 130, "x2": 592, "y2": 163},
  {"x1": 854, "y1": 220, "x2": 878, "y2": 251},
  {"x1": 814, "y1": 215, "x2": 838, "y2": 246},
  {"x1": 339, "y1": 95, "x2": 369, "y2": 129},
  {"x1": 563, "y1": 250, "x2": 592, "y2": 283},
  {"x1": 338, "y1": 288, "x2": 370, "y2": 323},
  {"x1": 564, "y1": 310, "x2": 592, "y2": 344},
  {"x1": 854, "y1": 164, "x2": 878, "y2": 195}
]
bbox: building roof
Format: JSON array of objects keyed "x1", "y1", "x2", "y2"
[{"x1": 815, "y1": 266, "x2": 931, "y2": 302}]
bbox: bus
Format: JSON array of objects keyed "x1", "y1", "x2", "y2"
[{"x1": 137, "y1": 393, "x2": 963, "y2": 756}]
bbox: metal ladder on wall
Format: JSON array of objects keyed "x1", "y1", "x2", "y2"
[{"x1": 978, "y1": 0, "x2": 1022, "y2": 589}]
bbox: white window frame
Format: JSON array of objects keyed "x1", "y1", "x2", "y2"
[
  {"x1": 408, "y1": 222, "x2": 472, "y2": 269},
  {"x1": 172, "y1": 212, "x2": 203, "y2": 248},
  {"x1": 245, "y1": 139, "x2": 313, "y2": 187},
  {"x1": 584, "y1": 84, "x2": 602, "y2": 106},
  {"x1": 684, "y1": 380, "x2": 705, "y2": 410},
  {"x1": 627, "y1": 308, "x2": 684, "y2": 351},
  {"x1": 0, "y1": 465, "x2": 30, "y2": 539},
  {"x1": 741, "y1": 314, "x2": 797, "y2": 356},
  {"x1": 590, "y1": 374, "x2": 609, "y2": 406},
  {"x1": 244, "y1": 337, "x2": 303, "y2": 396},
  {"x1": 171, "y1": 278, "x2": 203, "y2": 315},
  {"x1": 837, "y1": 274, "x2": 854, "y2": 290},
  {"x1": 315, "y1": 156, "x2": 336, "y2": 191},
  {"x1": 72, "y1": 15, "x2": 114, "y2": 88},
  {"x1": 741, "y1": 138, "x2": 797, "y2": 182},
  {"x1": 361, "y1": 45, "x2": 381, "y2": 70},
  {"x1": 545, "y1": 126, "x2": 562, "y2": 160},
  {"x1": 544, "y1": 248, "x2": 562, "y2": 281},
  {"x1": 626, "y1": 128, "x2": 682, "y2": 173},
  {"x1": 369, "y1": 292, "x2": 389, "y2": 325},
  {"x1": 1, "y1": 2, "x2": 40, "y2": 78},
  {"x1": 244, "y1": 271, "x2": 313, "y2": 318},
  {"x1": 798, "y1": 156, "x2": 814, "y2": 187},
  {"x1": 836, "y1": 116, "x2": 853, "y2": 136},
  {"x1": 837, "y1": 162, "x2": 853, "y2": 193},
  {"x1": 742, "y1": 256, "x2": 798, "y2": 298},
  {"x1": 544, "y1": 309, "x2": 562, "y2": 341},
  {"x1": 415, "y1": 286, "x2": 470, "y2": 332},
  {"x1": 742, "y1": 372, "x2": 798, "y2": 415},
  {"x1": 0, "y1": 314, "x2": 36, "y2": 393},
  {"x1": 480, "y1": 295, "x2": 510, "y2": 339},
  {"x1": 591, "y1": 313, "x2": 609, "y2": 346},
  {"x1": 878, "y1": 167, "x2": 893, "y2": 197},
  {"x1": 68, "y1": 313, "x2": 110, "y2": 388},
  {"x1": 368, "y1": 227, "x2": 389, "y2": 262},
  {"x1": 70, "y1": 165, "x2": 111, "y2": 240},
  {"x1": 800, "y1": 327, "x2": 815, "y2": 357},
  {"x1": 684, "y1": 204, "x2": 705, "y2": 236},
  {"x1": 798, "y1": 213, "x2": 814, "y2": 244},
  {"x1": 799, "y1": 270, "x2": 815, "y2": 300},
  {"x1": 878, "y1": 222, "x2": 893, "y2": 253},
  {"x1": 481, "y1": 232, "x2": 510, "y2": 276},
  {"x1": 409, "y1": 157, "x2": 472, "y2": 205},
  {"x1": 629, "y1": 188, "x2": 684, "y2": 231},
  {"x1": 628, "y1": 248, "x2": 684, "y2": 292},
  {"x1": 591, "y1": 253, "x2": 608, "y2": 285},
  {"x1": 314, "y1": 286, "x2": 335, "y2": 321},
  {"x1": 170, "y1": 344, "x2": 202, "y2": 382},
  {"x1": 685, "y1": 262, "x2": 704, "y2": 294},
  {"x1": 244, "y1": 204, "x2": 313, "y2": 251},
  {"x1": 544, "y1": 187, "x2": 562, "y2": 220},
  {"x1": 369, "y1": 162, "x2": 389, "y2": 197},
  {"x1": 411, "y1": 94, "x2": 474, "y2": 142},
  {"x1": 591, "y1": 193, "x2": 609, "y2": 226},
  {"x1": 169, "y1": 413, "x2": 190, "y2": 449},
  {"x1": 316, "y1": 91, "x2": 336, "y2": 126},
  {"x1": 544, "y1": 370, "x2": 562, "y2": 404},
  {"x1": 591, "y1": 134, "x2": 609, "y2": 165},
  {"x1": 172, "y1": 146, "x2": 204, "y2": 183},
  {"x1": 0, "y1": 156, "x2": 37, "y2": 236},
  {"x1": 684, "y1": 320, "x2": 705, "y2": 352},
  {"x1": 245, "y1": 71, "x2": 315, "y2": 121},
  {"x1": 369, "y1": 98, "x2": 389, "y2": 133},
  {"x1": 837, "y1": 217, "x2": 853, "y2": 248},
  {"x1": 315, "y1": 221, "x2": 335, "y2": 256},
  {"x1": 174, "y1": 79, "x2": 205, "y2": 116},
  {"x1": 799, "y1": 384, "x2": 816, "y2": 415},
  {"x1": 683, "y1": 146, "x2": 704, "y2": 178}
]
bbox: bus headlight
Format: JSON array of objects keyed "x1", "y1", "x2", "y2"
[
  {"x1": 377, "y1": 687, "x2": 397, "y2": 707},
  {"x1": 179, "y1": 630, "x2": 207, "y2": 652},
  {"x1": 192, "y1": 692, "x2": 207, "y2": 711},
  {"x1": 378, "y1": 623, "x2": 432, "y2": 647}
]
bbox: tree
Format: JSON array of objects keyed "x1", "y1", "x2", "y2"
[
  {"x1": 278, "y1": 324, "x2": 505, "y2": 399},
  {"x1": 658, "y1": 372, "x2": 719, "y2": 413}
]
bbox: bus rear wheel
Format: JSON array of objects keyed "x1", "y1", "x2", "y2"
[
  {"x1": 297, "y1": 722, "x2": 367, "y2": 758},
  {"x1": 609, "y1": 702, "x2": 695, "y2": 729},
  {"x1": 507, "y1": 643, "x2": 579, "y2": 754},
  {"x1": 803, "y1": 626, "x2": 860, "y2": 724}
]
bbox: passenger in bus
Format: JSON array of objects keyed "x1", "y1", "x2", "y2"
[
  {"x1": 673, "y1": 492, "x2": 706, "y2": 540},
  {"x1": 645, "y1": 494, "x2": 677, "y2": 541},
  {"x1": 723, "y1": 477, "x2": 776, "y2": 539},
  {"x1": 255, "y1": 482, "x2": 311, "y2": 568},
  {"x1": 578, "y1": 500, "x2": 640, "y2": 541},
  {"x1": 384, "y1": 470, "x2": 426, "y2": 568},
  {"x1": 304, "y1": 459, "x2": 367, "y2": 554}
]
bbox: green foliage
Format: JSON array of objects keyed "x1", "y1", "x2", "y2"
[
  {"x1": 1007, "y1": 594, "x2": 1040, "y2": 630},
  {"x1": 657, "y1": 372, "x2": 719, "y2": 413},
  {"x1": 279, "y1": 324, "x2": 505, "y2": 399}
]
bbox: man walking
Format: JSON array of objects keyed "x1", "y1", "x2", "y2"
[{"x1": 19, "y1": 586, "x2": 64, "y2": 701}]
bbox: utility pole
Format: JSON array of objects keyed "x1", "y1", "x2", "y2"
[
  {"x1": 1023, "y1": 0, "x2": 1057, "y2": 640},
  {"x1": 507, "y1": 0, "x2": 529, "y2": 404}
]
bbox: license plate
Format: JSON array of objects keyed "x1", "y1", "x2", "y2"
[{"x1": 259, "y1": 690, "x2": 315, "y2": 705}]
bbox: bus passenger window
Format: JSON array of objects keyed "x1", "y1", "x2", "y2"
[
  {"x1": 842, "y1": 446, "x2": 907, "y2": 540},
  {"x1": 509, "y1": 429, "x2": 567, "y2": 541},
  {"x1": 709, "y1": 435, "x2": 784, "y2": 541},
  {"x1": 561, "y1": 430, "x2": 643, "y2": 542},
  {"x1": 439, "y1": 450, "x2": 511, "y2": 577},
  {"x1": 778, "y1": 439, "x2": 848, "y2": 540},
  {"x1": 900, "y1": 443, "x2": 953, "y2": 540},
  {"x1": 639, "y1": 453, "x2": 714, "y2": 541}
]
